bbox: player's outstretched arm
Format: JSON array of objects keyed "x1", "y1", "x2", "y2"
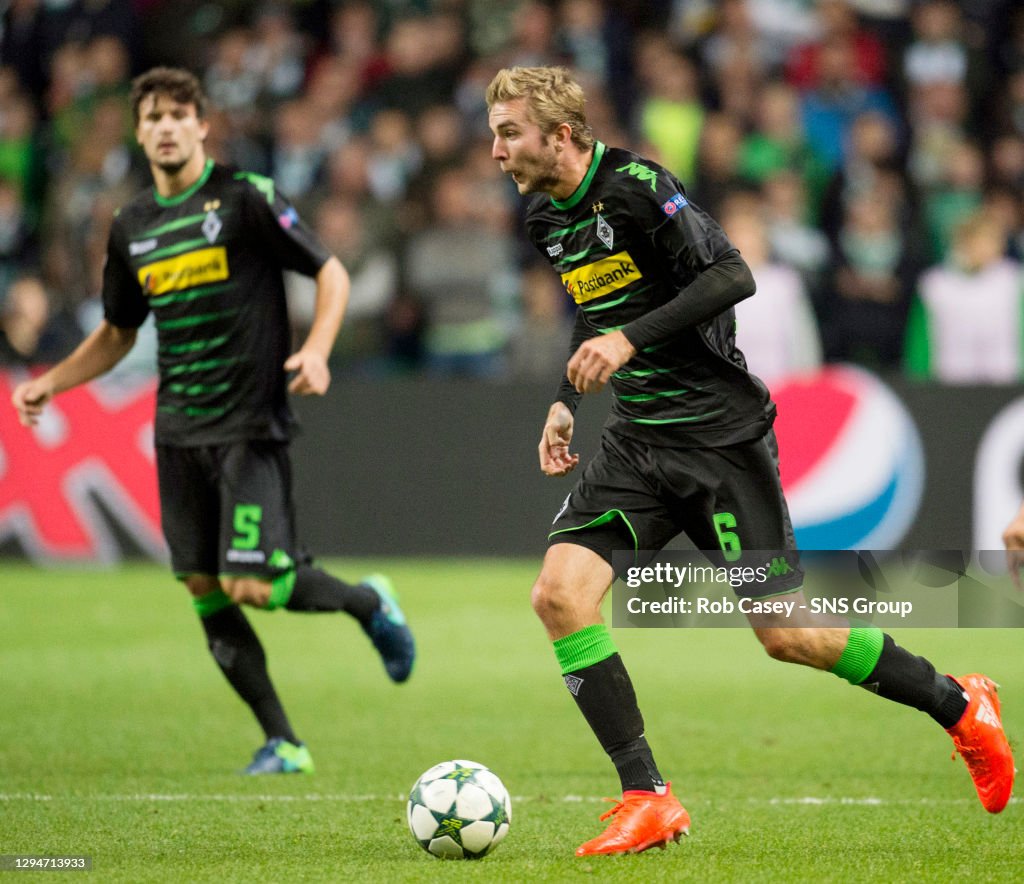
[
  {"x1": 11, "y1": 320, "x2": 137, "y2": 427},
  {"x1": 539, "y1": 401, "x2": 580, "y2": 477},
  {"x1": 286, "y1": 256, "x2": 349, "y2": 396},
  {"x1": 1003, "y1": 502, "x2": 1024, "y2": 590}
]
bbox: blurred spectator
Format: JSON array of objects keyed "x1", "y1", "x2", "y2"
[
  {"x1": 800, "y1": 37, "x2": 898, "y2": 171},
  {"x1": 921, "y1": 137, "x2": 985, "y2": 262},
  {"x1": 688, "y1": 112, "x2": 746, "y2": 218},
  {"x1": 760, "y1": 170, "x2": 832, "y2": 311},
  {"x1": 247, "y1": 3, "x2": 308, "y2": 105},
  {"x1": 635, "y1": 37, "x2": 703, "y2": 184},
  {"x1": 901, "y1": 0, "x2": 989, "y2": 114},
  {"x1": 269, "y1": 98, "x2": 327, "y2": 203},
  {"x1": 819, "y1": 110, "x2": 906, "y2": 243},
  {"x1": 905, "y1": 212, "x2": 1024, "y2": 383},
  {"x1": 204, "y1": 28, "x2": 263, "y2": 131},
  {"x1": 375, "y1": 15, "x2": 465, "y2": 116},
  {"x1": 365, "y1": 108, "x2": 422, "y2": 204},
  {"x1": 507, "y1": 262, "x2": 573, "y2": 382},
  {"x1": 287, "y1": 195, "x2": 398, "y2": 365},
  {"x1": 823, "y1": 187, "x2": 922, "y2": 368},
  {"x1": 737, "y1": 80, "x2": 830, "y2": 213},
  {"x1": 557, "y1": 0, "x2": 609, "y2": 85},
  {"x1": 786, "y1": 0, "x2": 887, "y2": 90},
  {"x1": 721, "y1": 200, "x2": 822, "y2": 384},
  {"x1": 0, "y1": 274, "x2": 80, "y2": 365},
  {"x1": 0, "y1": 177, "x2": 36, "y2": 290},
  {"x1": 700, "y1": 0, "x2": 784, "y2": 79},
  {"x1": 403, "y1": 166, "x2": 517, "y2": 377}
]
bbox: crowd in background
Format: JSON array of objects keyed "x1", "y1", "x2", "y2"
[{"x1": 1, "y1": 0, "x2": 1023, "y2": 386}]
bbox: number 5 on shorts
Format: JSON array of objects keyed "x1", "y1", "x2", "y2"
[
  {"x1": 232, "y1": 504, "x2": 263, "y2": 550},
  {"x1": 713, "y1": 512, "x2": 741, "y2": 562}
]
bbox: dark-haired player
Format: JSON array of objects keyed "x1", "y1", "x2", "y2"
[{"x1": 12, "y1": 67, "x2": 415, "y2": 774}]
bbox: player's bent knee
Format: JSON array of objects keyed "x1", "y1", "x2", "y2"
[
  {"x1": 530, "y1": 574, "x2": 573, "y2": 627},
  {"x1": 756, "y1": 628, "x2": 811, "y2": 664},
  {"x1": 183, "y1": 573, "x2": 220, "y2": 597},
  {"x1": 220, "y1": 576, "x2": 272, "y2": 608}
]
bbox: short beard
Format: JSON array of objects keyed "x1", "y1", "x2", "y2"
[{"x1": 154, "y1": 158, "x2": 188, "y2": 176}]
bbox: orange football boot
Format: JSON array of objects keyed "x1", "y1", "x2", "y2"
[
  {"x1": 946, "y1": 674, "x2": 1015, "y2": 813},
  {"x1": 575, "y1": 783, "x2": 690, "y2": 856}
]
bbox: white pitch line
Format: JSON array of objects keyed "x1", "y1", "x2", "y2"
[{"x1": 0, "y1": 793, "x2": 1015, "y2": 806}]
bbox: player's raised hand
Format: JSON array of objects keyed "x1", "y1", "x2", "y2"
[
  {"x1": 567, "y1": 330, "x2": 636, "y2": 394},
  {"x1": 284, "y1": 349, "x2": 331, "y2": 395},
  {"x1": 11, "y1": 376, "x2": 55, "y2": 427},
  {"x1": 539, "y1": 402, "x2": 579, "y2": 477}
]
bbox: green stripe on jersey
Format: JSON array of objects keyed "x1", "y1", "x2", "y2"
[
  {"x1": 582, "y1": 283, "x2": 654, "y2": 313},
  {"x1": 145, "y1": 237, "x2": 218, "y2": 262},
  {"x1": 167, "y1": 381, "x2": 232, "y2": 396},
  {"x1": 166, "y1": 357, "x2": 239, "y2": 376},
  {"x1": 631, "y1": 409, "x2": 724, "y2": 425},
  {"x1": 547, "y1": 217, "x2": 595, "y2": 240},
  {"x1": 160, "y1": 334, "x2": 230, "y2": 355},
  {"x1": 157, "y1": 309, "x2": 237, "y2": 331},
  {"x1": 613, "y1": 367, "x2": 675, "y2": 379},
  {"x1": 150, "y1": 282, "x2": 231, "y2": 308},
  {"x1": 138, "y1": 213, "x2": 207, "y2": 240},
  {"x1": 617, "y1": 388, "x2": 689, "y2": 403}
]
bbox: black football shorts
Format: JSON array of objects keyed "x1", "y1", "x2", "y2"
[
  {"x1": 157, "y1": 440, "x2": 300, "y2": 580},
  {"x1": 547, "y1": 429, "x2": 803, "y2": 597}
]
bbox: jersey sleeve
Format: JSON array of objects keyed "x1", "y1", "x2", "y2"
[
  {"x1": 238, "y1": 173, "x2": 332, "y2": 277},
  {"x1": 625, "y1": 168, "x2": 735, "y2": 272},
  {"x1": 101, "y1": 216, "x2": 150, "y2": 329}
]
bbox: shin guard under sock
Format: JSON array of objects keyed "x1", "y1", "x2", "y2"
[
  {"x1": 196, "y1": 594, "x2": 298, "y2": 743},
  {"x1": 554, "y1": 625, "x2": 665, "y2": 793},
  {"x1": 280, "y1": 565, "x2": 379, "y2": 623},
  {"x1": 832, "y1": 628, "x2": 968, "y2": 728}
]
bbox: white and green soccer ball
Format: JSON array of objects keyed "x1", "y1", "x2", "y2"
[{"x1": 407, "y1": 760, "x2": 512, "y2": 859}]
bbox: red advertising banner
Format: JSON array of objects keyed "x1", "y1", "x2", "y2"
[{"x1": 0, "y1": 372, "x2": 164, "y2": 564}]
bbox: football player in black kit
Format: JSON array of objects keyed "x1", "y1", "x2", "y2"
[
  {"x1": 486, "y1": 65, "x2": 1012, "y2": 857},
  {"x1": 12, "y1": 67, "x2": 415, "y2": 774}
]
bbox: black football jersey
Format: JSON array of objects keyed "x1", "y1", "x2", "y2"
[
  {"x1": 525, "y1": 142, "x2": 774, "y2": 447},
  {"x1": 102, "y1": 160, "x2": 331, "y2": 445}
]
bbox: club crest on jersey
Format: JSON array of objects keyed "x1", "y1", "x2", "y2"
[
  {"x1": 596, "y1": 213, "x2": 614, "y2": 250},
  {"x1": 547, "y1": 242, "x2": 564, "y2": 257},
  {"x1": 129, "y1": 238, "x2": 158, "y2": 256},
  {"x1": 202, "y1": 209, "x2": 222, "y2": 243},
  {"x1": 662, "y1": 193, "x2": 688, "y2": 216}
]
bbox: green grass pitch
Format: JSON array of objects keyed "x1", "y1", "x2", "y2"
[{"x1": 1, "y1": 559, "x2": 1021, "y2": 882}]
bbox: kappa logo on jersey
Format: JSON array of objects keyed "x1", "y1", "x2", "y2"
[
  {"x1": 547, "y1": 242, "x2": 564, "y2": 257},
  {"x1": 137, "y1": 246, "x2": 229, "y2": 295},
  {"x1": 616, "y1": 162, "x2": 658, "y2": 191},
  {"x1": 560, "y1": 250, "x2": 641, "y2": 304},
  {"x1": 596, "y1": 213, "x2": 614, "y2": 250},
  {"x1": 129, "y1": 238, "x2": 158, "y2": 256},
  {"x1": 662, "y1": 193, "x2": 688, "y2": 216}
]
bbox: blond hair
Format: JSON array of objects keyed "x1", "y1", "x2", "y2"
[{"x1": 485, "y1": 66, "x2": 594, "y2": 150}]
